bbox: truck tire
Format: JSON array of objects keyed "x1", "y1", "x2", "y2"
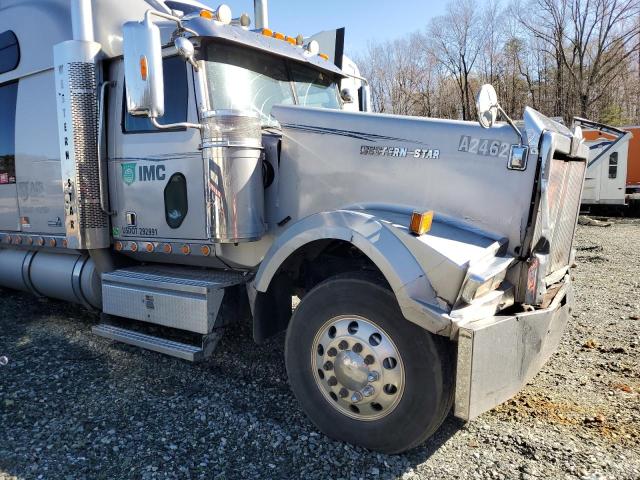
[{"x1": 285, "y1": 274, "x2": 454, "y2": 454}]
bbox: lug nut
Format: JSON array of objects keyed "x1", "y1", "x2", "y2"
[
  {"x1": 364, "y1": 355, "x2": 375, "y2": 365},
  {"x1": 327, "y1": 347, "x2": 337, "y2": 357},
  {"x1": 352, "y1": 343, "x2": 363, "y2": 353},
  {"x1": 338, "y1": 340, "x2": 348, "y2": 350},
  {"x1": 367, "y1": 371, "x2": 380, "y2": 382},
  {"x1": 362, "y1": 385, "x2": 375, "y2": 397},
  {"x1": 339, "y1": 387, "x2": 349, "y2": 398},
  {"x1": 328, "y1": 376, "x2": 338, "y2": 386},
  {"x1": 351, "y1": 392, "x2": 363, "y2": 403},
  {"x1": 323, "y1": 361, "x2": 333, "y2": 371}
]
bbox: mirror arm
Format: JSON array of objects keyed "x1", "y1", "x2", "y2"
[
  {"x1": 144, "y1": 9, "x2": 199, "y2": 37},
  {"x1": 150, "y1": 117, "x2": 201, "y2": 130},
  {"x1": 497, "y1": 105, "x2": 525, "y2": 146}
]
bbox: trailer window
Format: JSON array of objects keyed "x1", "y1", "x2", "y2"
[
  {"x1": 0, "y1": 82, "x2": 17, "y2": 185},
  {"x1": 0, "y1": 31, "x2": 20, "y2": 74},
  {"x1": 205, "y1": 43, "x2": 294, "y2": 127},
  {"x1": 123, "y1": 56, "x2": 189, "y2": 133},
  {"x1": 608, "y1": 152, "x2": 618, "y2": 179}
]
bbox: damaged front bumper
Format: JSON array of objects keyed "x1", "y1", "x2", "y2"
[{"x1": 453, "y1": 275, "x2": 573, "y2": 421}]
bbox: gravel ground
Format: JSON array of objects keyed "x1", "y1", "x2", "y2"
[{"x1": 1, "y1": 219, "x2": 639, "y2": 480}]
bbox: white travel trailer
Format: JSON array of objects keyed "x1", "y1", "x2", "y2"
[
  {"x1": 0, "y1": 0, "x2": 588, "y2": 453},
  {"x1": 575, "y1": 118, "x2": 631, "y2": 208}
]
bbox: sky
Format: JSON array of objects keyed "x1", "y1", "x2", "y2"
[{"x1": 200, "y1": 1, "x2": 458, "y2": 57}]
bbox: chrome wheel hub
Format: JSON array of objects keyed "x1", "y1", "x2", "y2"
[
  {"x1": 312, "y1": 315, "x2": 405, "y2": 421},
  {"x1": 334, "y1": 350, "x2": 369, "y2": 391}
]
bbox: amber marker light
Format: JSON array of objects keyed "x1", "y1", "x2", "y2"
[
  {"x1": 319, "y1": 53, "x2": 329, "y2": 60},
  {"x1": 114, "y1": 241, "x2": 123, "y2": 252},
  {"x1": 409, "y1": 210, "x2": 434, "y2": 236},
  {"x1": 285, "y1": 36, "x2": 296, "y2": 45},
  {"x1": 146, "y1": 243, "x2": 155, "y2": 253},
  {"x1": 200, "y1": 245, "x2": 211, "y2": 257},
  {"x1": 49, "y1": 238, "x2": 57, "y2": 247},
  {"x1": 163, "y1": 244, "x2": 173, "y2": 254},
  {"x1": 273, "y1": 32, "x2": 285, "y2": 40},
  {"x1": 36, "y1": 237, "x2": 44, "y2": 246},
  {"x1": 181, "y1": 244, "x2": 191, "y2": 255},
  {"x1": 200, "y1": 9, "x2": 214, "y2": 20},
  {"x1": 140, "y1": 56, "x2": 148, "y2": 81},
  {"x1": 27, "y1": 237, "x2": 33, "y2": 245},
  {"x1": 261, "y1": 28, "x2": 273, "y2": 37},
  {"x1": 62, "y1": 239, "x2": 68, "y2": 248}
]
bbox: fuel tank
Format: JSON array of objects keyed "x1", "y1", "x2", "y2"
[{"x1": 0, "y1": 249, "x2": 102, "y2": 308}]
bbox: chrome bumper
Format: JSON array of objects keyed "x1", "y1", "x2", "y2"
[{"x1": 454, "y1": 276, "x2": 573, "y2": 421}]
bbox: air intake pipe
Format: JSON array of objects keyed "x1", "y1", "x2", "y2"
[{"x1": 254, "y1": 0, "x2": 268, "y2": 29}]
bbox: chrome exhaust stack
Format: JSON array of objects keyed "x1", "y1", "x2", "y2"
[
  {"x1": 71, "y1": 0, "x2": 95, "y2": 42},
  {"x1": 52, "y1": 0, "x2": 114, "y2": 272},
  {"x1": 254, "y1": 0, "x2": 268, "y2": 29}
]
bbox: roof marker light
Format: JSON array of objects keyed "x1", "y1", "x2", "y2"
[
  {"x1": 200, "y1": 5, "x2": 232, "y2": 24},
  {"x1": 318, "y1": 53, "x2": 329, "y2": 61},
  {"x1": 261, "y1": 28, "x2": 273, "y2": 37},
  {"x1": 273, "y1": 32, "x2": 285, "y2": 40},
  {"x1": 200, "y1": 9, "x2": 214, "y2": 20}
]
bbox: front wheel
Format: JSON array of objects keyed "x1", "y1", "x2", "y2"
[{"x1": 285, "y1": 274, "x2": 454, "y2": 454}]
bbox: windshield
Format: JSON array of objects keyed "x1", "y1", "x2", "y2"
[{"x1": 204, "y1": 43, "x2": 341, "y2": 127}]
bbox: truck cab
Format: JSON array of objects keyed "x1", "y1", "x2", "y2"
[{"x1": 0, "y1": 0, "x2": 588, "y2": 454}]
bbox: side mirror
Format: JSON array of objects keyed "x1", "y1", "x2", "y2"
[
  {"x1": 358, "y1": 85, "x2": 372, "y2": 112},
  {"x1": 123, "y1": 17, "x2": 164, "y2": 118},
  {"x1": 174, "y1": 36, "x2": 198, "y2": 69},
  {"x1": 340, "y1": 88, "x2": 354, "y2": 104},
  {"x1": 476, "y1": 84, "x2": 498, "y2": 129}
]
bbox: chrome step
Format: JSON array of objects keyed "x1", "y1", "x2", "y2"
[{"x1": 92, "y1": 323, "x2": 221, "y2": 362}]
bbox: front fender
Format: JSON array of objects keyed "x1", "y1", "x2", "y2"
[{"x1": 253, "y1": 209, "x2": 452, "y2": 335}]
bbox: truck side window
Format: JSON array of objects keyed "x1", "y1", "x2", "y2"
[
  {"x1": 123, "y1": 56, "x2": 188, "y2": 133},
  {"x1": 164, "y1": 173, "x2": 188, "y2": 229},
  {"x1": 0, "y1": 81, "x2": 18, "y2": 185},
  {"x1": 608, "y1": 152, "x2": 618, "y2": 179},
  {"x1": 0, "y1": 31, "x2": 20, "y2": 74}
]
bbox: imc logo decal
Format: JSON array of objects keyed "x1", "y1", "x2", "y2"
[
  {"x1": 121, "y1": 163, "x2": 136, "y2": 185},
  {"x1": 121, "y1": 163, "x2": 166, "y2": 185}
]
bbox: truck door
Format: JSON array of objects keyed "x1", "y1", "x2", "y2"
[
  {"x1": 0, "y1": 81, "x2": 19, "y2": 231},
  {"x1": 600, "y1": 145, "x2": 628, "y2": 204},
  {"x1": 108, "y1": 55, "x2": 207, "y2": 242}
]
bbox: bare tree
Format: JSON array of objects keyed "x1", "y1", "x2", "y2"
[
  {"x1": 429, "y1": 0, "x2": 485, "y2": 120},
  {"x1": 355, "y1": 0, "x2": 640, "y2": 126}
]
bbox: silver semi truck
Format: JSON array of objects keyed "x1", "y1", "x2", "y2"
[{"x1": 0, "y1": 0, "x2": 588, "y2": 453}]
